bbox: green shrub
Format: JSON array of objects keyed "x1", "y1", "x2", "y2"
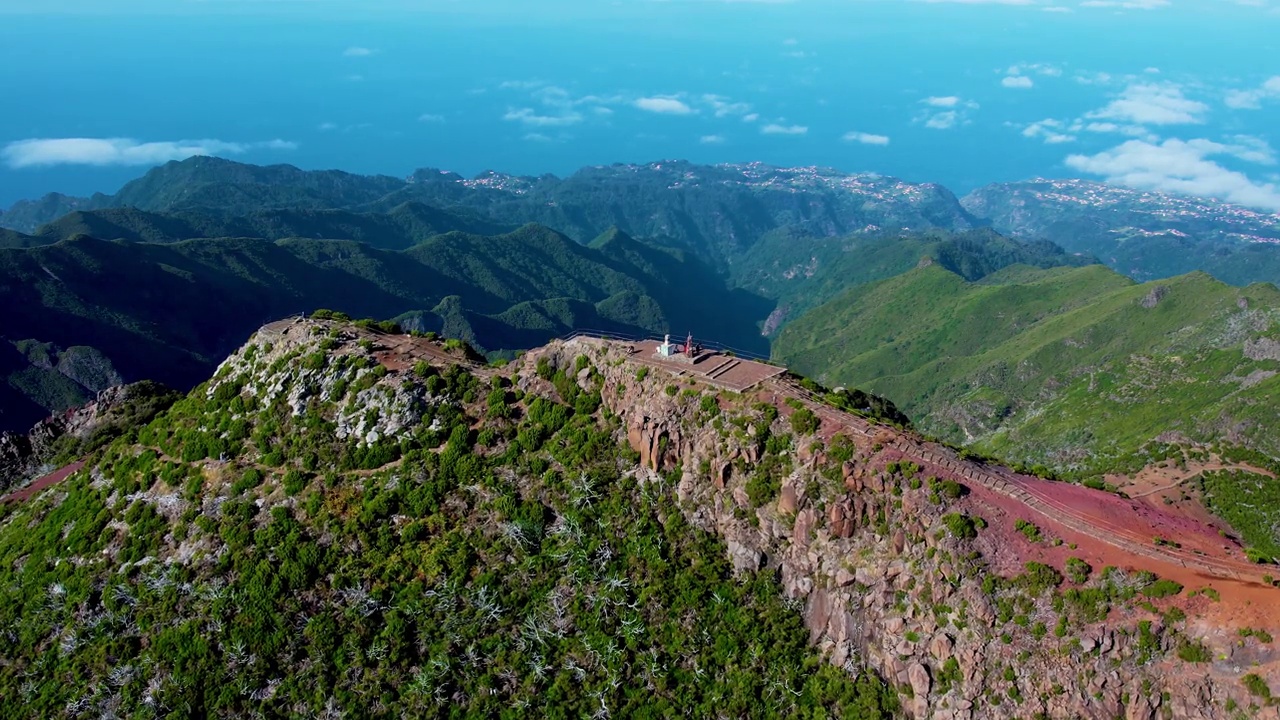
[
  {"x1": 789, "y1": 407, "x2": 820, "y2": 436},
  {"x1": 1014, "y1": 519, "x2": 1042, "y2": 543},
  {"x1": 1243, "y1": 673, "x2": 1272, "y2": 700},
  {"x1": 942, "y1": 513, "x2": 978, "y2": 540},
  {"x1": 745, "y1": 469, "x2": 782, "y2": 508},
  {"x1": 1017, "y1": 562, "x2": 1063, "y2": 594},
  {"x1": 699, "y1": 394, "x2": 720, "y2": 419},
  {"x1": 1176, "y1": 640, "x2": 1211, "y2": 663},
  {"x1": 1064, "y1": 557, "x2": 1092, "y2": 585},
  {"x1": 1240, "y1": 628, "x2": 1274, "y2": 643},
  {"x1": 310, "y1": 308, "x2": 351, "y2": 322},
  {"x1": 1142, "y1": 578, "x2": 1184, "y2": 599},
  {"x1": 232, "y1": 468, "x2": 265, "y2": 495},
  {"x1": 1246, "y1": 547, "x2": 1274, "y2": 564},
  {"x1": 283, "y1": 470, "x2": 307, "y2": 497}
]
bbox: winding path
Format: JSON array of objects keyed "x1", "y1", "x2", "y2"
[{"x1": 766, "y1": 376, "x2": 1267, "y2": 584}]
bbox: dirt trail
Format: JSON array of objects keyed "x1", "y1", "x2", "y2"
[
  {"x1": 1, "y1": 461, "x2": 85, "y2": 504},
  {"x1": 1116, "y1": 458, "x2": 1276, "y2": 499},
  {"x1": 761, "y1": 376, "x2": 1270, "y2": 586}
]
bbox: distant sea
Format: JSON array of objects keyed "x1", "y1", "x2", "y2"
[{"x1": 1, "y1": 1, "x2": 1277, "y2": 207}]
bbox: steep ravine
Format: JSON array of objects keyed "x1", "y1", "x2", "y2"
[{"x1": 524, "y1": 337, "x2": 1280, "y2": 720}]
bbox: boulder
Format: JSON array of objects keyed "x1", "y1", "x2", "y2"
[
  {"x1": 835, "y1": 567, "x2": 857, "y2": 588},
  {"x1": 794, "y1": 509, "x2": 816, "y2": 547},
  {"x1": 828, "y1": 501, "x2": 854, "y2": 538},
  {"x1": 779, "y1": 482, "x2": 799, "y2": 515},
  {"x1": 725, "y1": 539, "x2": 761, "y2": 573},
  {"x1": 855, "y1": 565, "x2": 880, "y2": 587},
  {"x1": 930, "y1": 633, "x2": 954, "y2": 662},
  {"x1": 715, "y1": 462, "x2": 731, "y2": 489},
  {"x1": 908, "y1": 663, "x2": 932, "y2": 698}
]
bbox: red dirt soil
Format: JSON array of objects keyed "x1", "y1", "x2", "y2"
[
  {"x1": 1, "y1": 461, "x2": 86, "y2": 505},
  {"x1": 755, "y1": 374, "x2": 1280, "y2": 630}
]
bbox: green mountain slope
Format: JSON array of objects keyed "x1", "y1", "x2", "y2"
[
  {"x1": 733, "y1": 227, "x2": 1097, "y2": 329},
  {"x1": 0, "y1": 228, "x2": 42, "y2": 249},
  {"x1": 0, "y1": 324, "x2": 897, "y2": 719},
  {"x1": 2, "y1": 157, "x2": 981, "y2": 272},
  {"x1": 774, "y1": 263, "x2": 1280, "y2": 473},
  {"x1": 964, "y1": 179, "x2": 1280, "y2": 287},
  {"x1": 27, "y1": 203, "x2": 511, "y2": 250},
  {"x1": 0, "y1": 227, "x2": 768, "y2": 432}
]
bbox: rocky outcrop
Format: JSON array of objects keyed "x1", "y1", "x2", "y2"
[
  {"x1": 1245, "y1": 337, "x2": 1280, "y2": 362},
  {"x1": 1140, "y1": 285, "x2": 1169, "y2": 309},
  {"x1": 530, "y1": 337, "x2": 1280, "y2": 720},
  {"x1": 0, "y1": 382, "x2": 175, "y2": 492}
]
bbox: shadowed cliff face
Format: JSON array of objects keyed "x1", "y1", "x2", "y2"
[{"x1": 520, "y1": 337, "x2": 1280, "y2": 720}]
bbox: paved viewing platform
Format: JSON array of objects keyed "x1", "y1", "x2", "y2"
[{"x1": 621, "y1": 338, "x2": 786, "y2": 393}]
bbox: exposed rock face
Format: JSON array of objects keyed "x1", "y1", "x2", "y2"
[
  {"x1": 217, "y1": 323, "x2": 449, "y2": 448},
  {"x1": 1245, "y1": 337, "x2": 1280, "y2": 362},
  {"x1": 0, "y1": 382, "x2": 171, "y2": 492},
  {"x1": 1140, "y1": 285, "x2": 1169, "y2": 309},
  {"x1": 529, "y1": 337, "x2": 1280, "y2": 720}
]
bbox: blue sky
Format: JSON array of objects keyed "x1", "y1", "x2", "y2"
[{"x1": 1, "y1": 0, "x2": 1278, "y2": 210}]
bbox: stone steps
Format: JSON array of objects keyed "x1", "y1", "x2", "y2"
[{"x1": 706, "y1": 359, "x2": 741, "y2": 380}]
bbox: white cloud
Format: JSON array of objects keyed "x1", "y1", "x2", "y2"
[
  {"x1": 1086, "y1": 82, "x2": 1208, "y2": 125},
  {"x1": 701, "y1": 94, "x2": 752, "y2": 118},
  {"x1": 1083, "y1": 121, "x2": 1157, "y2": 140},
  {"x1": 742, "y1": 113, "x2": 760, "y2": 123},
  {"x1": 2, "y1": 137, "x2": 296, "y2": 168},
  {"x1": 318, "y1": 122, "x2": 338, "y2": 132},
  {"x1": 1079, "y1": 0, "x2": 1169, "y2": 8},
  {"x1": 917, "y1": 96, "x2": 978, "y2": 130},
  {"x1": 343, "y1": 46, "x2": 376, "y2": 57},
  {"x1": 1021, "y1": 118, "x2": 1076, "y2": 144},
  {"x1": 1065, "y1": 138, "x2": 1280, "y2": 211},
  {"x1": 1222, "y1": 135, "x2": 1277, "y2": 165},
  {"x1": 913, "y1": 0, "x2": 1036, "y2": 4},
  {"x1": 504, "y1": 107, "x2": 583, "y2": 127},
  {"x1": 1006, "y1": 63, "x2": 1061, "y2": 77},
  {"x1": 498, "y1": 80, "x2": 545, "y2": 91},
  {"x1": 842, "y1": 131, "x2": 890, "y2": 146},
  {"x1": 635, "y1": 96, "x2": 695, "y2": 114},
  {"x1": 418, "y1": 113, "x2": 445, "y2": 123},
  {"x1": 925, "y1": 111, "x2": 959, "y2": 130},
  {"x1": 761, "y1": 123, "x2": 808, "y2": 135},
  {"x1": 700, "y1": 134, "x2": 726, "y2": 144},
  {"x1": 498, "y1": 83, "x2": 624, "y2": 126},
  {"x1": 1002, "y1": 75, "x2": 1034, "y2": 89},
  {"x1": 1075, "y1": 71, "x2": 1114, "y2": 86},
  {"x1": 1224, "y1": 76, "x2": 1280, "y2": 110}
]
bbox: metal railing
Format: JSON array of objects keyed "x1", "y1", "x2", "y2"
[{"x1": 559, "y1": 329, "x2": 779, "y2": 365}]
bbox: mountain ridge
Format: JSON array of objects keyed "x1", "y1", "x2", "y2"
[
  {"x1": 774, "y1": 260, "x2": 1280, "y2": 476},
  {"x1": 1, "y1": 317, "x2": 1275, "y2": 718},
  {"x1": 0, "y1": 157, "x2": 983, "y2": 271}
]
